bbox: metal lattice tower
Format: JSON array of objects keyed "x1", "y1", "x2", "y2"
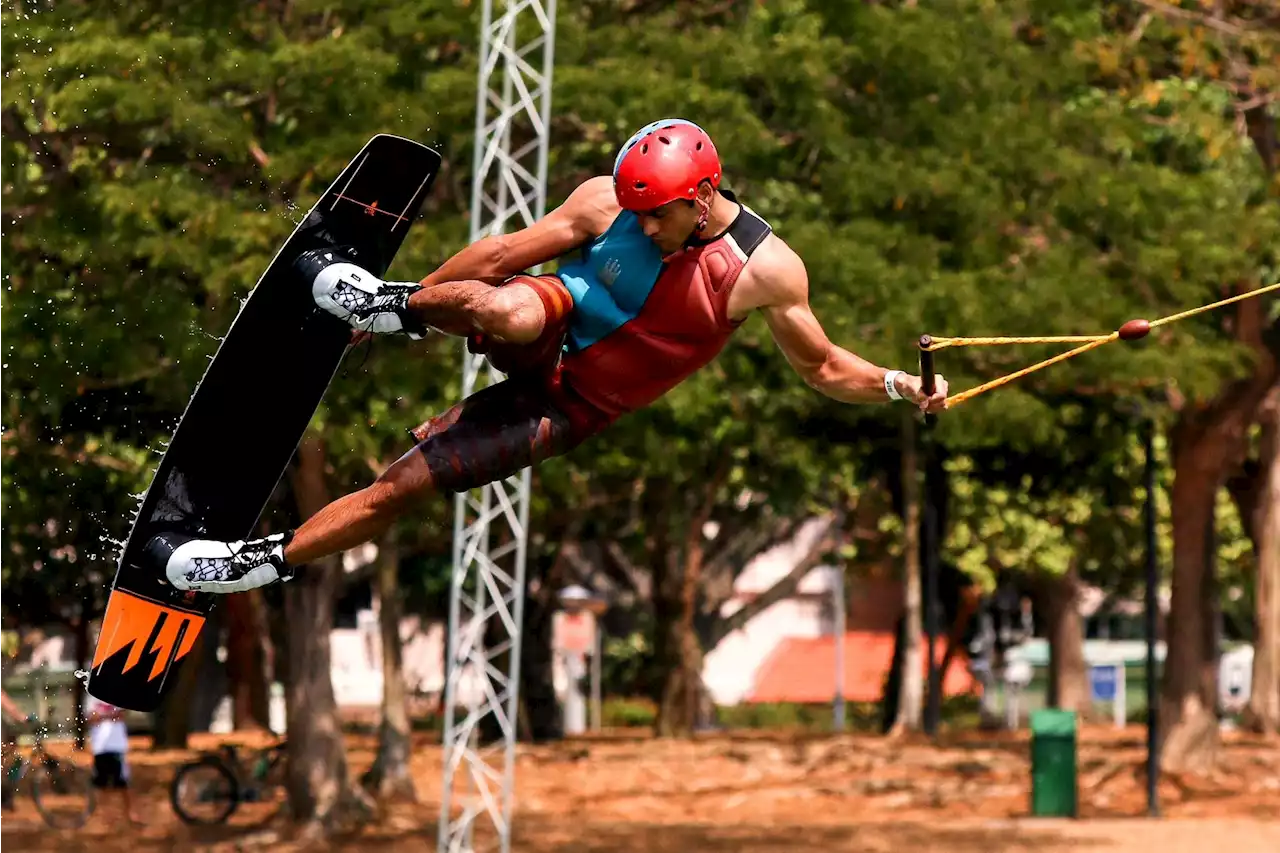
[{"x1": 439, "y1": 1, "x2": 557, "y2": 851}]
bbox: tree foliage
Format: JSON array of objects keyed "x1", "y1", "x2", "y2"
[{"x1": 2, "y1": 0, "x2": 1274, "y2": 752}]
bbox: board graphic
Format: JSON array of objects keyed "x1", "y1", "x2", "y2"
[{"x1": 87, "y1": 135, "x2": 441, "y2": 712}]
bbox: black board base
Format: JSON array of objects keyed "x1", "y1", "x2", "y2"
[{"x1": 87, "y1": 135, "x2": 441, "y2": 712}]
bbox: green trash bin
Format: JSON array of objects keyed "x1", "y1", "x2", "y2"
[{"x1": 1030, "y1": 708, "x2": 1078, "y2": 818}]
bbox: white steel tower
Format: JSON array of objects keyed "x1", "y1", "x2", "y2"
[{"x1": 438, "y1": 1, "x2": 557, "y2": 851}]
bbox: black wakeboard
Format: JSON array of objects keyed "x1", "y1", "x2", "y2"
[{"x1": 87, "y1": 134, "x2": 441, "y2": 712}]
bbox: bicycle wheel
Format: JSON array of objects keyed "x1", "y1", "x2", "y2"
[
  {"x1": 170, "y1": 757, "x2": 240, "y2": 825},
  {"x1": 29, "y1": 756, "x2": 96, "y2": 829}
]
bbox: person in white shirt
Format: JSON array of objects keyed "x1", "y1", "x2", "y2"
[{"x1": 83, "y1": 694, "x2": 143, "y2": 825}]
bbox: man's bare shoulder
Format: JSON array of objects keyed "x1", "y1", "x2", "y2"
[
  {"x1": 732, "y1": 232, "x2": 809, "y2": 314},
  {"x1": 562, "y1": 175, "x2": 622, "y2": 237}
]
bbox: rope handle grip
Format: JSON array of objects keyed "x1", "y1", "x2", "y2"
[{"x1": 919, "y1": 335, "x2": 937, "y2": 427}]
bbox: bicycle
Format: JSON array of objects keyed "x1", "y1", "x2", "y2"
[
  {"x1": 169, "y1": 738, "x2": 287, "y2": 825},
  {"x1": 1, "y1": 719, "x2": 96, "y2": 829}
]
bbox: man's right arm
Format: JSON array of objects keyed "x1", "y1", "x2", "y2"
[{"x1": 420, "y1": 175, "x2": 617, "y2": 286}]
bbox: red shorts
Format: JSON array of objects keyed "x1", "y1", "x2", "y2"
[{"x1": 409, "y1": 275, "x2": 610, "y2": 493}]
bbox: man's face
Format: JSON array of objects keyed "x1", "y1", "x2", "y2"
[{"x1": 634, "y1": 199, "x2": 699, "y2": 255}]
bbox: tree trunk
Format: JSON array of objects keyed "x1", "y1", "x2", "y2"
[
  {"x1": 283, "y1": 435, "x2": 374, "y2": 834},
  {"x1": 1161, "y1": 281, "x2": 1277, "y2": 773},
  {"x1": 225, "y1": 590, "x2": 273, "y2": 731},
  {"x1": 892, "y1": 409, "x2": 924, "y2": 734},
  {"x1": 521, "y1": 522, "x2": 577, "y2": 743},
  {"x1": 1245, "y1": 390, "x2": 1280, "y2": 734},
  {"x1": 655, "y1": 541, "x2": 706, "y2": 737},
  {"x1": 362, "y1": 529, "x2": 416, "y2": 801},
  {"x1": 937, "y1": 587, "x2": 983, "y2": 689},
  {"x1": 655, "y1": 635, "x2": 703, "y2": 737},
  {"x1": 1162, "y1": 442, "x2": 1224, "y2": 773},
  {"x1": 520, "y1": 590, "x2": 562, "y2": 741},
  {"x1": 1045, "y1": 563, "x2": 1089, "y2": 714},
  {"x1": 653, "y1": 455, "x2": 732, "y2": 737},
  {"x1": 1238, "y1": 45, "x2": 1280, "y2": 738}
]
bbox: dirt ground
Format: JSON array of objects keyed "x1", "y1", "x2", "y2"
[{"x1": 3, "y1": 724, "x2": 1279, "y2": 852}]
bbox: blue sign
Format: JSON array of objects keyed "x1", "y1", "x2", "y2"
[{"x1": 1090, "y1": 664, "x2": 1119, "y2": 702}]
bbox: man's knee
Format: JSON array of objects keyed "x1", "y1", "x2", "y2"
[
  {"x1": 476, "y1": 283, "x2": 545, "y2": 344},
  {"x1": 476, "y1": 275, "x2": 572, "y2": 345}
]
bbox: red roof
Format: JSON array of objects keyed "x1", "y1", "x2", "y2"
[{"x1": 747, "y1": 631, "x2": 979, "y2": 704}]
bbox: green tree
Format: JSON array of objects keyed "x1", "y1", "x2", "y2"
[
  {"x1": 1077, "y1": 0, "x2": 1280, "y2": 768},
  {"x1": 511, "y1": 0, "x2": 1275, "y2": 736},
  {"x1": 1, "y1": 0, "x2": 474, "y2": 828},
  {"x1": 6, "y1": 0, "x2": 1276, "y2": 780}
]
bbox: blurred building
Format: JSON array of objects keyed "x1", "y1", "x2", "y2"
[{"x1": 702, "y1": 517, "x2": 977, "y2": 707}]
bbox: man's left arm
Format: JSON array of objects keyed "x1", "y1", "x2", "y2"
[{"x1": 747, "y1": 243, "x2": 947, "y2": 412}]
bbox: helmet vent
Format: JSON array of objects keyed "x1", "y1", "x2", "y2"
[
  {"x1": 634, "y1": 181, "x2": 647, "y2": 190},
  {"x1": 696, "y1": 141, "x2": 704, "y2": 151},
  {"x1": 658, "y1": 136, "x2": 671, "y2": 144},
  {"x1": 641, "y1": 143, "x2": 649, "y2": 154}
]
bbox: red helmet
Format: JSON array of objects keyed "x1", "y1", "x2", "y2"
[{"x1": 612, "y1": 119, "x2": 722, "y2": 212}]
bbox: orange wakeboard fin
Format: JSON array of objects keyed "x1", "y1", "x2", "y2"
[{"x1": 92, "y1": 590, "x2": 205, "y2": 682}]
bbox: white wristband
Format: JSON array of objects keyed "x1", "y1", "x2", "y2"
[{"x1": 884, "y1": 370, "x2": 904, "y2": 401}]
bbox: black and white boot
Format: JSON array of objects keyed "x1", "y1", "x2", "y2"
[
  {"x1": 154, "y1": 531, "x2": 296, "y2": 594},
  {"x1": 297, "y1": 247, "x2": 428, "y2": 339}
]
